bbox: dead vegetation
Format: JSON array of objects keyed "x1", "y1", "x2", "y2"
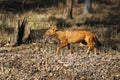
[{"x1": 0, "y1": 43, "x2": 119, "y2": 80}]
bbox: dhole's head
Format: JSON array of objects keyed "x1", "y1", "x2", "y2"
[
  {"x1": 44, "y1": 26, "x2": 57, "y2": 41},
  {"x1": 44, "y1": 26, "x2": 57, "y2": 36}
]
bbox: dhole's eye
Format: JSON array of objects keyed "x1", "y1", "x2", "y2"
[{"x1": 47, "y1": 31, "x2": 50, "y2": 33}]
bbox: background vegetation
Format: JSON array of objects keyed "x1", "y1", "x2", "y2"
[{"x1": 0, "y1": 0, "x2": 120, "y2": 79}]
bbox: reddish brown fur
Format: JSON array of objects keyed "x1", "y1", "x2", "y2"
[{"x1": 44, "y1": 26, "x2": 102, "y2": 55}]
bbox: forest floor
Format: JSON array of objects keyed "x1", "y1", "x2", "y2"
[{"x1": 0, "y1": 42, "x2": 120, "y2": 80}]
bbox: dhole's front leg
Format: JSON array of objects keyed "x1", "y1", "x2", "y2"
[
  {"x1": 56, "y1": 41, "x2": 67, "y2": 54},
  {"x1": 86, "y1": 47, "x2": 91, "y2": 54},
  {"x1": 67, "y1": 44, "x2": 72, "y2": 54}
]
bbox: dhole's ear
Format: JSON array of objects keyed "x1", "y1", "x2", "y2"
[{"x1": 51, "y1": 26, "x2": 57, "y2": 31}]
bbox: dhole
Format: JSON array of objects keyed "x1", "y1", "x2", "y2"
[{"x1": 44, "y1": 26, "x2": 102, "y2": 55}]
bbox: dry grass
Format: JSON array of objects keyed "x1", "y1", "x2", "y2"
[{"x1": 0, "y1": 6, "x2": 119, "y2": 49}]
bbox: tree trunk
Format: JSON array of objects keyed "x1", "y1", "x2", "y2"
[
  {"x1": 83, "y1": 0, "x2": 92, "y2": 15},
  {"x1": 74, "y1": 0, "x2": 78, "y2": 4},
  {"x1": 66, "y1": 0, "x2": 73, "y2": 19},
  {"x1": 13, "y1": 17, "x2": 31, "y2": 46}
]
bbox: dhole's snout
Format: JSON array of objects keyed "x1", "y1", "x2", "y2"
[
  {"x1": 43, "y1": 35, "x2": 49, "y2": 43},
  {"x1": 43, "y1": 34, "x2": 52, "y2": 43}
]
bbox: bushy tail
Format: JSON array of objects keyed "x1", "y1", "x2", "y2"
[{"x1": 94, "y1": 35, "x2": 102, "y2": 47}]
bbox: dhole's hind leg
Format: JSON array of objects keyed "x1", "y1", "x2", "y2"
[
  {"x1": 67, "y1": 44, "x2": 72, "y2": 54},
  {"x1": 87, "y1": 44, "x2": 97, "y2": 55},
  {"x1": 94, "y1": 47, "x2": 97, "y2": 55},
  {"x1": 86, "y1": 37, "x2": 95, "y2": 54}
]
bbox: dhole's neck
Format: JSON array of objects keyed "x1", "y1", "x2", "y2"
[{"x1": 54, "y1": 31, "x2": 62, "y2": 39}]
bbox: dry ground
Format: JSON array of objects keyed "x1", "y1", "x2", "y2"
[{"x1": 0, "y1": 42, "x2": 120, "y2": 80}]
